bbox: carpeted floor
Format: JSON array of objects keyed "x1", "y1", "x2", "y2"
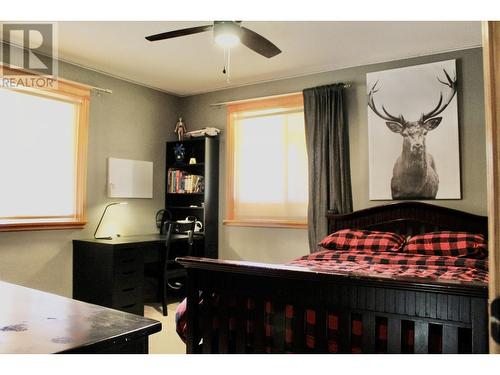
[{"x1": 144, "y1": 300, "x2": 186, "y2": 354}]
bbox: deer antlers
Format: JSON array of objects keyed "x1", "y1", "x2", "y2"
[
  {"x1": 368, "y1": 68, "x2": 457, "y2": 124},
  {"x1": 368, "y1": 80, "x2": 407, "y2": 125},
  {"x1": 420, "y1": 69, "x2": 457, "y2": 122}
]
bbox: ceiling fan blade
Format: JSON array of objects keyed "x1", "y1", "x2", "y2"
[
  {"x1": 239, "y1": 27, "x2": 281, "y2": 58},
  {"x1": 146, "y1": 25, "x2": 213, "y2": 42}
]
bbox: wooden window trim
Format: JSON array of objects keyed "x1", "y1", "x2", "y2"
[
  {"x1": 225, "y1": 93, "x2": 306, "y2": 229},
  {"x1": 0, "y1": 65, "x2": 90, "y2": 231},
  {"x1": 223, "y1": 219, "x2": 307, "y2": 229}
]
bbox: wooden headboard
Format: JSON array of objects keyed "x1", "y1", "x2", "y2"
[{"x1": 326, "y1": 201, "x2": 488, "y2": 238}]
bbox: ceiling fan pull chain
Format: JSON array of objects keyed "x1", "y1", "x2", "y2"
[
  {"x1": 222, "y1": 48, "x2": 227, "y2": 75},
  {"x1": 226, "y1": 48, "x2": 231, "y2": 83}
]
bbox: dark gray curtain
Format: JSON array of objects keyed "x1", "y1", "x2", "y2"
[{"x1": 303, "y1": 83, "x2": 353, "y2": 252}]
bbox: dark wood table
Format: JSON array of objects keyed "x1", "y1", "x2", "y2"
[{"x1": 0, "y1": 280, "x2": 161, "y2": 353}]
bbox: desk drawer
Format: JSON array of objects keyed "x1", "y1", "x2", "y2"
[
  {"x1": 113, "y1": 267, "x2": 142, "y2": 290},
  {"x1": 114, "y1": 248, "x2": 143, "y2": 268},
  {"x1": 114, "y1": 249, "x2": 143, "y2": 281},
  {"x1": 112, "y1": 285, "x2": 143, "y2": 315},
  {"x1": 114, "y1": 261, "x2": 143, "y2": 289},
  {"x1": 112, "y1": 248, "x2": 144, "y2": 315}
]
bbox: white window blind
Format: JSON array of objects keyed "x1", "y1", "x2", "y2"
[
  {"x1": 0, "y1": 74, "x2": 90, "y2": 230},
  {"x1": 227, "y1": 94, "x2": 308, "y2": 225},
  {"x1": 0, "y1": 89, "x2": 76, "y2": 220}
]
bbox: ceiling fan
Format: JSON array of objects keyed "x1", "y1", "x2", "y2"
[{"x1": 145, "y1": 21, "x2": 281, "y2": 58}]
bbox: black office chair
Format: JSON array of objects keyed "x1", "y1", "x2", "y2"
[{"x1": 160, "y1": 220, "x2": 195, "y2": 316}]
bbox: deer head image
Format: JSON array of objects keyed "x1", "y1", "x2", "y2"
[{"x1": 368, "y1": 69, "x2": 457, "y2": 199}]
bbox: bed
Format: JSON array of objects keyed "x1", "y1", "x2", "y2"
[{"x1": 176, "y1": 201, "x2": 489, "y2": 354}]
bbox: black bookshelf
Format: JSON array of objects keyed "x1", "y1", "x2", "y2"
[{"x1": 165, "y1": 136, "x2": 219, "y2": 259}]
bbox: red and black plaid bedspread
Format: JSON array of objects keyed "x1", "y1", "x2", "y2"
[
  {"x1": 288, "y1": 249, "x2": 488, "y2": 284},
  {"x1": 175, "y1": 250, "x2": 487, "y2": 353}
]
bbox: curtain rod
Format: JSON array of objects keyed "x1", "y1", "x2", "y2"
[
  {"x1": 209, "y1": 83, "x2": 351, "y2": 107},
  {"x1": 90, "y1": 86, "x2": 113, "y2": 95},
  {"x1": 1, "y1": 78, "x2": 113, "y2": 95}
]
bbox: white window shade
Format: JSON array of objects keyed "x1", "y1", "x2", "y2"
[
  {"x1": 0, "y1": 87, "x2": 83, "y2": 225},
  {"x1": 230, "y1": 102, "x2": 308, "y2": 223}
]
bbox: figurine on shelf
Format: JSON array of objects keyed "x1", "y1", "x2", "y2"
[{"x1": 174, "y1": 117, "x2": 187, "y2": 141}]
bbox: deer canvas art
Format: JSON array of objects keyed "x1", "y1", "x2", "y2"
[{"x1": 367, "y1": 60, "x2": 461, "y2": 200}]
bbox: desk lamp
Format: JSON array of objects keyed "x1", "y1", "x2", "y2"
[{"x1": 94, "y1": 202, "x2": 128, "y2": 240}]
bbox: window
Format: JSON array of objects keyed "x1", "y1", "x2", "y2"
[
  {"x1": 0, "y1": 65, "x2": 90, "y2": 231},
  {"x1": 225, "y1": 94, "x2": 308, "y2": 228}
]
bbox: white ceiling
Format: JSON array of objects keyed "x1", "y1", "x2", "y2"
[{"x1": 54, "y1": 21, "x2": 481, "y2": 97}]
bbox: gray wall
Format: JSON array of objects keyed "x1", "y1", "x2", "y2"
[
  {"x1": 181, "y1": 47, "x2": 486, "y2": 263},
  {"x1": 0, "y1": 61, "x2": 180, "y2": 296}
]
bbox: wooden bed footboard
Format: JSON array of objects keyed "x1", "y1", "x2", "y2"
[
  {"x1": 177, "y1": 257, "x2": 488, "y2": 354},
  {"x1": 177, "y1": 202, "x2": 489, "y2": 354}
]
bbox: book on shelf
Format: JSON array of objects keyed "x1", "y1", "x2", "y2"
[{"x1": 167, "y1": 168, "x2": 204, "y2": 194}]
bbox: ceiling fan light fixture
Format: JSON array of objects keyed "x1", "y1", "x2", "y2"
[
  {"x1": 214, "y1": 22, "x2": 241, "y2": 48},
  {"x1": 215, "y1": 33, "x2": 240, "y2": 48}
]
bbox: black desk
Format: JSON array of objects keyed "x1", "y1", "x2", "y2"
[
  {"x1": 73, "y1": 234, "x2": 201, "y2": 315},
  {"x1": 0, "y1": 280, "x2": 161, "y2": 353}
]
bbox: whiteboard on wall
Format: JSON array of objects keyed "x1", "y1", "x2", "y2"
[{"x1": 107, "y1": 157, "x2": 153, "y2": 198}]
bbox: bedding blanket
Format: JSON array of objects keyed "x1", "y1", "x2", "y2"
[
  {"x1": 175, "y1": 250, "x2": 487, "y2": 353},
  {"x1": 288, "y1": 249, "x2": 488, "y2": 284}
]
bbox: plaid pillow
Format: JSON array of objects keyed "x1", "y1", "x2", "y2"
[
  {"x1": 404, "y1": 231, "x2": 488, "y2": 258},
  {"x1": 318, "y1": 229, "x2": 406, "y2": 252}
]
